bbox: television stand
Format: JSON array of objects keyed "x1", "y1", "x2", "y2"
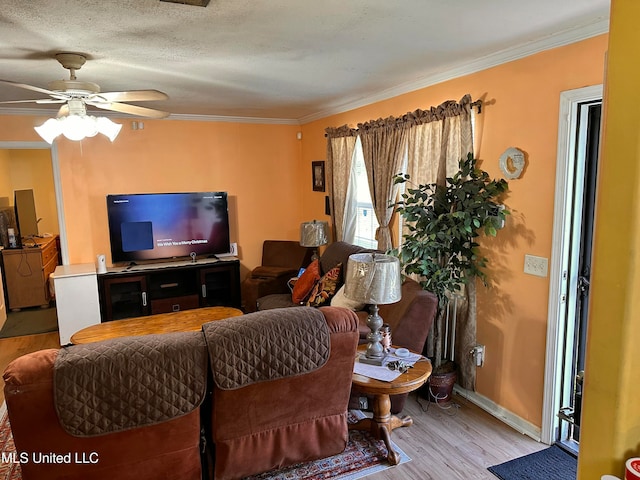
[{"x1": 97, "y1": 257, "x2": 240, "y2": 322}]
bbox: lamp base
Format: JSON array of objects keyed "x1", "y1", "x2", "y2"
[{"x1": 359, "y1": 353, "x2": 387, "y2": 366}]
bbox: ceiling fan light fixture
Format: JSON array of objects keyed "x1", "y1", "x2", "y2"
[{"x1": 34, "y1": 114, "x2": 122, "y2": 144}]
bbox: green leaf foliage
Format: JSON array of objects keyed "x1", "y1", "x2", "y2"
[{"x1": 390, "y1": 153, "x2": 509, "y2": 307}]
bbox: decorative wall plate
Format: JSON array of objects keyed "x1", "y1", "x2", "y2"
[{"x1": 499, "y1": 147, "x2": 525, "y2": 179}]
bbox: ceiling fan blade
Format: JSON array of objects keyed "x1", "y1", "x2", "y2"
[
  {"x1": 89, "y1": 101, "x2": 169, "y2": 119},
  {"x1": 0, "y1": 98, "x2": 65, "y2": 104},
  {"x1": 0, "y1": 79, "x2": 59, "y2": 97},
  {"x1": 93, "y1": 90, "x2": 169, "y2": 102}
]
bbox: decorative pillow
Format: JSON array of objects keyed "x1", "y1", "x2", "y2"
[
  {"x1": 330, "y1": 284, "x2": 366, "y2": 311},
  {"x1": 306, "y1": 263, "x2": 342, "y2": 307},
  {"x1": 292, "y1": 260, "x2": 321, "y2": 303}
]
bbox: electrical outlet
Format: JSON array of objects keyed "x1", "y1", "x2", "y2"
[
  {"x1": 471, "y1": 345, "x2": 485, "y2": 367},
  {"x1": 524, "y1": 254, "x2": 548, "y2": 277}
]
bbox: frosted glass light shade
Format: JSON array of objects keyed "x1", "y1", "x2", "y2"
[
  {"x1": 300, "y1": 220, "x2": 329, "y2": 247},
  {"x1": 34, "y1": 115, "x2": 122, "y2": 144},
  {"x1": 34, "y1": 118, "x2": 62, "y2": 144},
  {"x1": 344, "y1": 253, "x2": 401, "y2": 305},
  {"x1": 96, "y1": 117, "x2": 123, "y2": 142}
]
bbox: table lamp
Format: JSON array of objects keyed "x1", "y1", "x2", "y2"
[
  {"x1": 345, "y1": 253, "x2": 402, "y2": 365},
  {"x1": 300, "y1": 220, "x2": 329, "y2": 261}
]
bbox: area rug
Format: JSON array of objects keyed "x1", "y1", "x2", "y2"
[
  {"x1": 488, "y1": 444, "x2": 577, "y2": 480},
  {"x1": 0, "y1": 403, "x2": 21, "y2": 480},
  {"x1": 244, "y1": 410, "x2": 410, "y2": 480},
  {"x1": 0, "y1": 307, "x2": 58, "y2": 339},
  {"x1": 0, "y1": 406, "x2": 409, "y2": 480}
]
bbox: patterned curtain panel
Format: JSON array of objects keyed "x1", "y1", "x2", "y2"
[
  {"x1": 404, "y1": 94, "x2": 476, "y2": 390},
  {"x1": 357, "y1": 116, "x2": 408, "y2": 252},
  {"x1": 325, "y1": 126, "x2": 358, "y2": 242}
]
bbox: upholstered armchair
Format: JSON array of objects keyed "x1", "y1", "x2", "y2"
[{"x1": 241, "y1": 240, "x2": 313, "y2": 312}]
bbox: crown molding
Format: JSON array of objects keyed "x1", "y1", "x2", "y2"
[
  {"x1": 298, "y1": 17, "x2": 610, "y2": 124},
  {"x1": 0, "y1": 107, "x2": 300, "y2": 125},
  {"x1": 168, "y1": 113, "x2": 300, "y2": 125}
]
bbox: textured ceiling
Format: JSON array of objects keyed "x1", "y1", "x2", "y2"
[{"x1": 0, "y1": 0, "x2": 610, "y2": 123}]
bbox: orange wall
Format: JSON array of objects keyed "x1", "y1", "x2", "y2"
[
  {"x1": 301, "y1": 34, "x2": 608, "y2": 426},
  {"x1": 0, "y1": 116, "x2": 304, "y2": 281}
]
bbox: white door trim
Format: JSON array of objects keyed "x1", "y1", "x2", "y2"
[
  {"x1": 541, "y1": 84, "x2": 603, "y2": 444},
  {"x1": 0, "y1": 141, "x2": 68, "y2": 265}
]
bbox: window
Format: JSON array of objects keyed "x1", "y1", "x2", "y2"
[
  {"x1": 342, "y1": 137, "x2": 408, "y2": 249},
  {"x1": 343, "y1": 138, "x2": 379, "y2": 249}
]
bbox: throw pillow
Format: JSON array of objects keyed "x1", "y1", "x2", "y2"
[
  {"x1": 292, "y1": 260, "x2": 321, "y2": 303},
  {"x1": 306, "y1": 263, "x2": 342, "y2": 307},
  {"x1": 330, "y1": 284, "x2": 366, "y2": 311}
]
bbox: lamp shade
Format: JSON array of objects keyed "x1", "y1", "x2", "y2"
[
  {"x1": 300, "y1": 220, "x2": 329, "y2": 247},
  {"x1": 344, "y1": 253, "x2": 401, "y2": 305}
]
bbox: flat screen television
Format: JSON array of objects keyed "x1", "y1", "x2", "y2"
[{"x1": 106, "y1": 192, "x2": 230, "y2": 264}]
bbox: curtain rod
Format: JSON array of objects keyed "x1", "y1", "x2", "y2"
[{"x1": 324, "y1": 97, "x2": 483, "y2": 137}]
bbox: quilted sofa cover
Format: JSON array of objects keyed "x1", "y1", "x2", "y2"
[
  {"x1": 203, "y1": 307, "x2": 330, "y2": 390},
  {"x1": 54, "y1": 332, "x2": 207, "y2": 436}
]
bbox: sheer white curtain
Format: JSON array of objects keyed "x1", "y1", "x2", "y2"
[
  {"x1": 341, "y1": 140, "x2": 360, "y2": 244},
  {"x1": 325, "y1": 126, "x2": 358, "y2": 241}
]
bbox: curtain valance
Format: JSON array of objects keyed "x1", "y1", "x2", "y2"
[
  {"x1": 325, "y1": 125, "x2": 358, "y2": 138},
  {"x1": 403, "y1": 94, "x2": 473, "y2": 126}
]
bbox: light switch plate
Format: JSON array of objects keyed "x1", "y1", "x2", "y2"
[{"x1": 524, "y1": 254, "x2": 548, "y2": 277}]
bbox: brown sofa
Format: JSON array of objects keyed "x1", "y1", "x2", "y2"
[
  {"x1": 2, "y1": 306, "x2": 359, "y2": 480},
  {"x1": 257, "y1": 241, "x2": 439, "y2": 413},
  {"x1": 3, "y1": 332, "x2": 206, "y2": 480},
  {"x1": 241, "y1": 240, "x2": 313, "y2": 313}
]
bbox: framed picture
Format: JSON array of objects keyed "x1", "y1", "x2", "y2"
[{"x1": 312, "y1": 161, "x2": 325, "y2": 192}]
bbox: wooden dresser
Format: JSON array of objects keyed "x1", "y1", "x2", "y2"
[{"x1": 1, "y1": 236, "x2": 59, "y2": 310}]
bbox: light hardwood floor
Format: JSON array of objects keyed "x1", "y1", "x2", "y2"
[
  {"x1": 367, "y1": 393, "x2": 547, "y2": 479},
  {"x1": 0, "y1": 332, "x2": 547, "y2": 478}
]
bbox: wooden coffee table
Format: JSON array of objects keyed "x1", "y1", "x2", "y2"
[
  {"x1": 70, "y1": 306, "x2": 243, "y2": 344},
  {"x1": 350, "y1": 346, "x2": 432, "y2": 465}
]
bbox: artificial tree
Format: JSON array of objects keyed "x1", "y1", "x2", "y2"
[{"x1": 391, "y1": 152, "x2": 509, "y2": 375}]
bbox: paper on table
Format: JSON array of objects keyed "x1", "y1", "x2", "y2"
[
  {"x1": 353, "y1": 361, "x2": 402, "y2": 382},
  {"x1": 353, "y1": 348, "x2": 429, "y2": 382}
]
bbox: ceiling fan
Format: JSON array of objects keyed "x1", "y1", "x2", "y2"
[{"x1": 0, "y1": 52, "x2": 170, "y2": 119}]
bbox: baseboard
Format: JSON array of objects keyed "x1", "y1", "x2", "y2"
[{"x1": 453, "y1": 385, "x2": 543, "y2": 443}]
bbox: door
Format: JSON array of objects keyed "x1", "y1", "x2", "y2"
[
  {"x1": 542, "y1": 85, "x2": 603, "y2": 450},
  {"x1": 101, "y1": 275, "x2": 149, "y2": 321},
  {"x1": 557, "y1": 101, "x2": 601, "y2": 447},
  {"x1": 200, "y1": 262, "x2": 241, "y2": 308}
]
